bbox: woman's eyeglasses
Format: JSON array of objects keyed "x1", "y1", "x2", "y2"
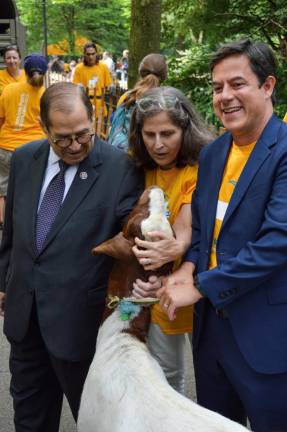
[
  {"x1": 136, "y1": 96, "x2": 180, "y2": 112},
  {"x1": 50, "y1": 133, "x2": 94, "y2": 149}
]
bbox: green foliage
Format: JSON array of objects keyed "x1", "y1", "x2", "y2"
[
  {"x1": 15, "y1": 0, "x2": 287, "y2": 121},
  {"x1": 166, "y1": 44, "x2": 214, "y2": 122},
  {"x1": 76, "y1": 0, "x2": 130, "y2": 55},
  {"x1": 162, "y1": 0, "x2": 287, "y2": 124},
  {"x1": 15, "y1": 0, "x2": 131, "y2": 57}
]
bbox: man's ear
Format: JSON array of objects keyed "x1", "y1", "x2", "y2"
[
  {"x1": 263, "y1": 75, "x2": 276, "y2": 99},
  {"x1": 92, "y1": 232, "x2": 134, "y2": 261}
]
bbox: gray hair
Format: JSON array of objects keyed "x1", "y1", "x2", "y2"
[{"x1": 129, "y1": 86, "x2": 214, "y2": 169}]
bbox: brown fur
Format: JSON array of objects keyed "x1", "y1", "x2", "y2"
[{"x1": 92, "y1": 187, "x2": 174, "y2": 341}]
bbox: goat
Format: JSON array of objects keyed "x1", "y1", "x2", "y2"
[{"x1": 77, "y1": 186, "x2": 249, "y2": 432}]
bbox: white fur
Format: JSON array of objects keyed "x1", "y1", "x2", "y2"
[
  {"x1": 141, "y1": 188, "x2": 173, "y2": 241},
  {"x1": 78, "y1": 186, "x2": 248, "y2": 431},
  {"x1": 78, "y1": 310, "x2": 248, "y2": 432}
]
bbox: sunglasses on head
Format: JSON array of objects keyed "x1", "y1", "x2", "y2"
[{"x1": 136, "y1": 96, "x2": 180, "y2": 113}]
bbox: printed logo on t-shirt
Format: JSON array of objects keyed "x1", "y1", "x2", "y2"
[
  {"x1": 15, "y1": 92, "x2": 29, "y2": 131},
  {"x1": 228, "y1": 179, "x2": 237, "y2": 187}
]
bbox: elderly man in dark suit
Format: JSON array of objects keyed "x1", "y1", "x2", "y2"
[{"x1": 0, "y1": 82, "x2": 143, "y2": 432}]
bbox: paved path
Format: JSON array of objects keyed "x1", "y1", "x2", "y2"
[{"x1": 0, "y1": 320, "x2": 196, "y2": 432}]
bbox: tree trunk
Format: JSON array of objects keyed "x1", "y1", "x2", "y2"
[
  {"x1": 62, "y1": 5, "x2": 76, "y2": 56},
  {"x1": 129, "y1": 0, "x2": 161, "y2": 88}
]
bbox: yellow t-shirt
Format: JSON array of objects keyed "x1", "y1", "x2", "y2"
[
  {"x1": 72, "y1": 61, "x2": 112, "y2": 116},
  {"x1": 283, "y1": 112, "x2": 287, "y2": 123},
  {"x1": 209, "y1": 141, "x2": 256, "y2": 269},
  {"x1": 0, "y1": 82, "x2": 45, "y2": 152},
  {"x1": 145, "y1": 164, "x2": 198, "y2": 334},
  {"x1": 0, "y1": 69, "x2": 26, "y2": 96}
]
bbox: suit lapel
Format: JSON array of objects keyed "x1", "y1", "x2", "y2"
[
  {"x1": 38, "y1": 140, "x2": 102, "y2": 254},
  {"x1": 206, "y1": 134, "x2": 231, "y2": 244},
  {"x1": 221, "y1": 115, "x2": 280, "y2": 229}
]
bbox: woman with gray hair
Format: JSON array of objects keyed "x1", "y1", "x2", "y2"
[{"x1": 129, "y1": 86, "x2": 214, "y2": 393}]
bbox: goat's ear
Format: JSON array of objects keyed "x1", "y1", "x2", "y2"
[
  {"x1": 123, "y1": 213, "x2": 144, "y2": 240},
  {"x1": 92, "y1": 232, "x2": 134, "y2": 261}
]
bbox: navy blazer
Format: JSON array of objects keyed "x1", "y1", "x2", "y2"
[
  {"x1": 186, "y1": 114, "x2": 287, "y2": 374},
  {"x1": 0, "y1": 137, "x2": 143, "y2": 361}
]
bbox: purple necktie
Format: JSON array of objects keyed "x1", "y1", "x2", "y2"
[{"x1": 35, "y1": 160, "x2": 68, "y2": 252}]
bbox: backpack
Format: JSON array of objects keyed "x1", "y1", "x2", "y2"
[{"x1": 107, "y1": 103, "x2": 134, "y2": 151}]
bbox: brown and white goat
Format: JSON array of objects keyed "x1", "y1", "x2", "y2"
[{"x1": 77, "y1": 186, "x2": 249, "y2": 432}]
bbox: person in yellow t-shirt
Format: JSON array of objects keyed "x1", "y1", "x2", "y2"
[
  {"x1": 129, "y1": 86, "x2": 213, "y2": 393},
  {"x1": 0, "y1": 53, "x2": 48, "y2": 224},
  {"x1": 157, "y1": 39, "x2": 287, "y2": 431},
  {"x1": 0, "y1": 45, "x2": 25, "y2": 96},
  {"x1": 209, "y1": 141, "x2": 256, "y2": 270},
  {"x1": 283, "y1": 112, "x2": 287, "y2": 123},
  {"x1": 72, "y1": 42, "x2": 112, "y2": 118}
]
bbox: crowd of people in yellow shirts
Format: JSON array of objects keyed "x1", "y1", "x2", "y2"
[
  {"x1": 0, "y1": 48, "x2": 48, "y2": 224},
  {"x1": 0, "y1": 42, "x2": 120, "y2": 225}
]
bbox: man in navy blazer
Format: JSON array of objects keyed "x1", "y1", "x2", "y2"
[
  {"x1": 0, "y1": 82, "x2": 143, "y2": 431},
  {"x1": 158, "y1": 39, "x2": 287, "y2": 431}
]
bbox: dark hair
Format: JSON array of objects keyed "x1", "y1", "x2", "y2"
[
  {"x1": 129, "y1": 86, "x2": 214, "y2": 169},
  {"x1": 40, "y1": 82, "x2": 93, "y2": 129},
  {"x1": 139, "y1": 53, "x2": 167, "y2": 81},
  {"x1": 83, "y1": 42, "x2": 99, "y2": 65},
  {"x1": 124, "y1": 53, "x2": 168, "y2": 108},
  {"x1": 83, "y1": 42, "x2": 97, "y2": 53},
  {"x1": 210, "y1": 38, "x2": 277, "y2": 104},
  {"x1": 3, "y1": 44, "x2": 21, "y2": 59}
]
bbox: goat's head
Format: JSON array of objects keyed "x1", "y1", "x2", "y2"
[{"x1": 92, "y1": 186, "x2": 174, "y2": 340}]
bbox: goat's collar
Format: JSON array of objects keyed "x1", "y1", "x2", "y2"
[
  {"x1": 107, "y1": 295, "x2": 159, "y2": 321},
  {"x1": 107, "y1": 295, "x2": 159, "y2": 309}
]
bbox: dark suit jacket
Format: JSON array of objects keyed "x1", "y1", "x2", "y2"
[
  {"x1": 0, "y1": 137, "x2": 143, "y2": 361},
  {"x1": 186, "y1": 114, "x2": 287, "y2": 374}
]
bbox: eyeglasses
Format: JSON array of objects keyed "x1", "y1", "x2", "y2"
[
  {"x1": 136, "y1": 96, "x2": 180, "y2": 113},
  {"x1": 50, "y1": 133, "x2": 94, "y2": 149}
]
